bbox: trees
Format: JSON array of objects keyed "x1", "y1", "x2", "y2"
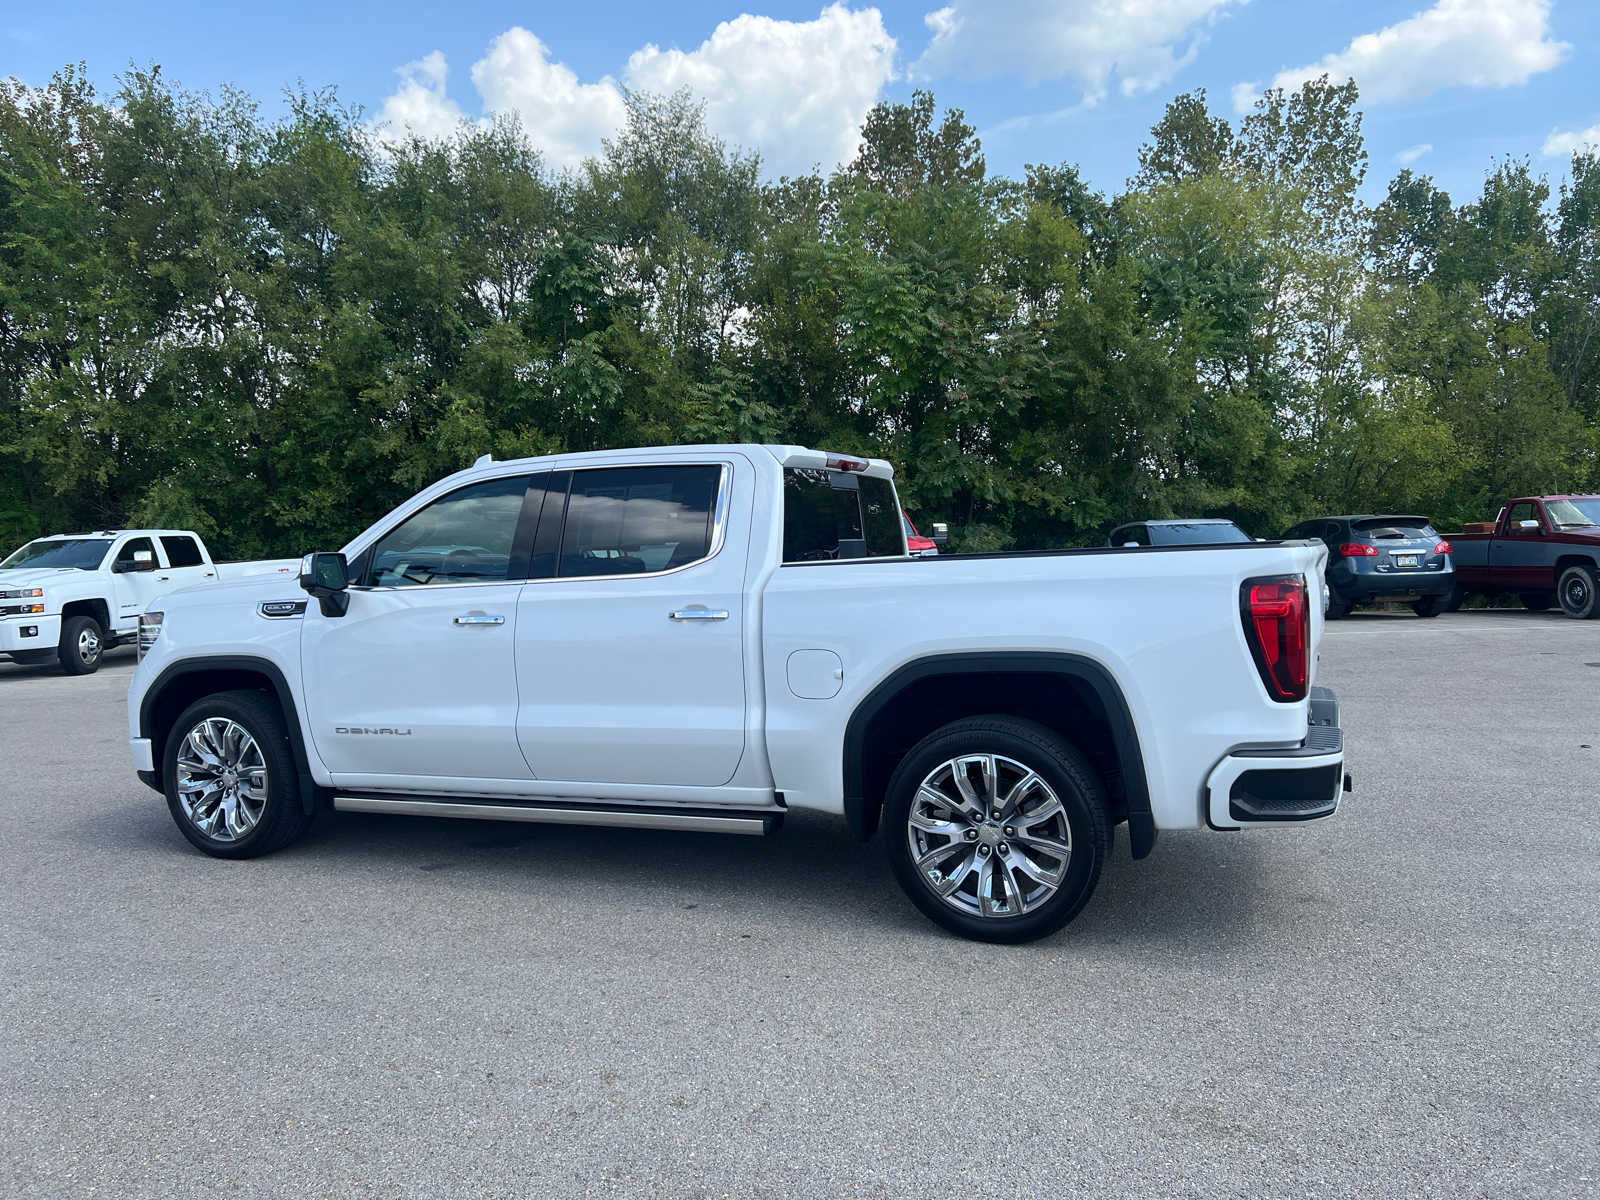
[{"x1": 0, "y1": 65, "x2": 1594, "y2": 558}]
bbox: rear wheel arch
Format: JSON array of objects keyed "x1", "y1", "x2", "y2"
[
  {"x1": 140, "y1": 656, "x2": 326, "y2": 811},
  {"x1": 842, "y1": 652, "x2": 1155, "y2": 858}
]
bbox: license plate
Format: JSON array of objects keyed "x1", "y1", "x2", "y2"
[{"x1": 1394, "y1": 554, "x2": 1420, "y2": 568}]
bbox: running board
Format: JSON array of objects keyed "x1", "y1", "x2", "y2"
[{"x1": 333, "y1": 794, "x2": 782, "y2": 836}]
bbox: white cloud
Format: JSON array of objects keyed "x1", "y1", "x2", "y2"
[
  {"x1": 371, "y1": 52, "x2": 471, "y2": 144},
  {"x1": 1254, "y1": 0, "x2": 1568, "y2": 106},
  {"x1": 626, "y1": 6, "x2": 896, "y2": 176},
  {"x1": 470, "y1": 28, "x2": 629, "y2": 169},
  {"x1": 1543, "y1": 123, "x2": 1600, "y2": 157},
  {"x1": 1229, "y1": 80, "x2": 1260, "y2": 115},
  {"x1": 372, "y1": 5, "x2": 896, "y2": 174},
  {"x1": 911, "y1": 0, "x2": 1236, "y2": 102},
  {"x1": 1396, "y1": 143, "x2": 1433, "y2": 165}
]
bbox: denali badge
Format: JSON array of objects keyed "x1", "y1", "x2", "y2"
[{"x1": 335, "y1": 726, "x2": 413, "y2": 735}]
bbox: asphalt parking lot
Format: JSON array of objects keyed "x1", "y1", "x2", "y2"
[{"x1": 3, "y1": 611, "x2": 1597, "y2": 1199}]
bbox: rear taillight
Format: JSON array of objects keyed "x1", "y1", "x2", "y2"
[
  {"x1": 1434, "y1": 540, "x2": 1452, "y2": 555},
  {"x1": 1338, "y1": 542, "x2": 1378, "y2": 557},
  {"x1": 1240, "y1": 575, "x2": 1309, "y2": 703}
]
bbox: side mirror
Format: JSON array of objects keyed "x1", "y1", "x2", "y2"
[
  {"x1": 299, "y1": 552, "x2": 351, "y2": 617},
  {"x1": 1519, "y1": 519, "x2": 1541, "y2": 531},
  {"x1": 930, "y1": 522, "x2": 949, "y2": 549},
  {"x1": 114, "y1": 550, "x2": 156, "y2": 573}
]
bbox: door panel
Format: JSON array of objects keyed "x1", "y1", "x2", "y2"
[
  {"x1": 515, "y1": 462, "x2": 747, "y2": 787},
  {"x1": 301, "y1": 473, "x2": 540, "y2": 782},
  {"x1": 110, "y1": 537, "x2": 168, "y2": 634},
  {"x1": 302, "y1": 584, "x2": 530, "y2": 778},
  {"x1": 1490, "y1": 504, "x2": 1550, "y2": 588}
]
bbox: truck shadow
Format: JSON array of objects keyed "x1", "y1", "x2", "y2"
[{"x1": 75, "y1": 793, "x2": 1280, "y2": 952}]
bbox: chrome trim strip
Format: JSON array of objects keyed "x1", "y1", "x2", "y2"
[{"x1": 333, "y1": 794, "x2": 773, "y2": 835}]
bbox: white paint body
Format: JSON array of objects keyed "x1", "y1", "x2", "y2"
[
  {"x1": 0, "y1": 527, "x2": 296, "y2": 658},
  {"x1": 127, "y1": 445, "x2": 1334, "y2": 834}
]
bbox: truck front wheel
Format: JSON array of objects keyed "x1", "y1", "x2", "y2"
[
  {"x1": 1558, "y1": 564, "x2": 1599, "y2": 620},
  {"x1": 163, "y1": 690, "x2": 314, "y2": 859},
  {"x1": 57, "y1": 615, "x2": 104, "y2": 675},
  {"x1": 883, "y1": 716, "x2": 1110, "y2": 944}
]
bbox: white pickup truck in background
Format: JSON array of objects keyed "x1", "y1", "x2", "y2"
[
  {"x1": 0, "y1": 530, "x2": 298, "y2": 674},
  {"x1": 127, "y1": 445, "x2": 1347, "y2": 943}
]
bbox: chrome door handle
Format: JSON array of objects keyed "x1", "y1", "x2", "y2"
[
  {"x1": 453, "y1": 614, "x2": 505, "y2": 626},
  {"x1": 668, "y1": 609, "x2": 730, "y2": 621}
]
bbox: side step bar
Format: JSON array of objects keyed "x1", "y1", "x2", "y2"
[{"x1": 333, "y1": 794, "x2": 782, "y2": 836}]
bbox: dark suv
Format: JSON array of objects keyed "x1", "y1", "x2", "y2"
[
  {"x1": 1281, "y1": 515, "x2": 1455, "y2": 618},
  {"x1": 1107, "y1": 519, "x2": 1253, "y2": 547}
]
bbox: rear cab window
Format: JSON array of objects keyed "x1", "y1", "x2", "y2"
[{"x1": 783, "y1": 469, "x2": 905, "y2": 562}]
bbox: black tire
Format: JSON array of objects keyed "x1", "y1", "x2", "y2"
[
  {"x1": 1557, "y1": 564, "x2": 1599, "y2": 620},
  {"x1": 7, "y1": 649, "x2": 57, "y2": 666},
  {"x1": 162, "y1": 690, "x2": 314, "y2": 859},
  {"x1": 883, "y1": 716, "x2": 1110, "y2": 944},
  {"x1": 57, "y1": 614, "x2": 104, "y2": 675},
  {"x1": 1324, "y1": 591, "x2": 1354, "y2": 620},
  {"x1": 1412, "y1": 594, "x2": 1448, "y2": 618},
  {"x1": 1444, "y1": 585, "x2": 1464, "y2": 613},
  {"x1": 1519, "y1": 593, "x2": 1553, "y2": 611}
]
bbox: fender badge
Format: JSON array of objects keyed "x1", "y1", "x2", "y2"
[{"x1": 335, "y1": 727, "x2": 413, "y2": 735}]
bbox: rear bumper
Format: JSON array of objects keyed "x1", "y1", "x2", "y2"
[
  {"x1": 1206, "y1": 687, "x2": 1348, "y2": 829},
  {"x1": 1, "y1": 614, "x2": 59, "y2": 654},
  {"x1": 1330, "y1": 566, "x2": 1453, "y2": 601}
]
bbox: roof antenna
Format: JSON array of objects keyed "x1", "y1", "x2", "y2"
[{"x1": 473, "y1": 453, "x2": 494, "y2": 467}]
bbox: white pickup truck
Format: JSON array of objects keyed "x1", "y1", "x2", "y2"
[
  {"x1": 0, "y1": 530, "x2": 298, "y2": 674},
  {"x1": 126, "y1": 445, "x2": 1347, "y2": 942}
]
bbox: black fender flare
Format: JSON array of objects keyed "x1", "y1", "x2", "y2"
[
  {"x1": 138, "y1": 654, "x2": 330, "y2": 814},
  {"x1": 842, "y1": 651, "x2": 1157, "y2": 858}
]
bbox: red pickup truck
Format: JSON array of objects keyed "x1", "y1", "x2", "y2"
[{"x1": 1448, "y1": 495, "x2": 1600, "y2": 618}]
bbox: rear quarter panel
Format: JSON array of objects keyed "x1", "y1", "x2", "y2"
[{"x1": 762, "y1": 542, "x2": 1327, "y2": 831}]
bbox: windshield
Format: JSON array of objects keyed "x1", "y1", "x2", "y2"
[
  {"x1": 0, "y1": 538, "x2": 113, "y2": 571},
  {"x1": 1151, "y1": 523, "x2": 1252, "y2": 545},
  {"x1": 902, "y1": 513, "x2": 920, "y2": 539},
  {"x1": 1546, "y1": 498, "x2": 1600, "y2": 528}
]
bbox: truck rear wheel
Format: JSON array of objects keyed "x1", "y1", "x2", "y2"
[
  {"x1": 163, "y1": 690, "x2": 314, "y2": 859},
  {"x1": 57, "y1": 615, "x2": 104, "y2": 675},
  {"x1": 883, "y1": 716, "x2": 1110, "y2": 944},
  {"x1": 1558, "y1": 565, "x2": 1599, "y2": 620}
]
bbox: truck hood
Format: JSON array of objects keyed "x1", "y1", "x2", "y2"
[{"x1": 0, "y1": 567, "x2": 95, "y2": 590}]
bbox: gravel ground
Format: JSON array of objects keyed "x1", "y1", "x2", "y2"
[{"x1": 2, "y1": 612, "x2": 1597, "y2": 1199}]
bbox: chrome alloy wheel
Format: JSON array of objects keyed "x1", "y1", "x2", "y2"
[
  {"x1": 75, "y1": 625, "x2": 101, "y2": 666},
  {"x1": 906, "y1": 753, "x2": 1072, "y2": 919},
  {"x1": 174, "y1": 718, "x2": 269, "y2": 841}
]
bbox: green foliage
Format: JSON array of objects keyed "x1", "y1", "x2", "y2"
[{"x1": 0, "y1": 66, "x2": 1596, "y2": 558}]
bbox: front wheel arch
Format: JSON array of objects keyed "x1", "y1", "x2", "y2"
[{"x1": 140, "y1": 656, "x2": 330, "y2": 812}]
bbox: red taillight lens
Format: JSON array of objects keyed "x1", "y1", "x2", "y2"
[
  {"x1": 1434, "y1": 540, "x2": 1452, "y2": 555},
  {"x1": 1338, "y1": 542, "x2": 1378, "y2": 557},
  {"x1": 1240, "y1": 575, "x2": 1310, "y2": 703}
]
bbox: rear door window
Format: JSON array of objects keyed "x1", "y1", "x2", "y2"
[
  {"x1": 367, "y1": 476, "x2": 532, "y2": 587},
  {"x1": 558, "y1": 465, "x2": 722, "y2": 577},
  {"x1": 159, "y1": 536, "x2": 204, "y2": 568}
]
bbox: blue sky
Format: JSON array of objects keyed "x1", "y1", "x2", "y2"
[{"x1": 6, "y1": 1, "x2": 1598, "y2": 205}]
